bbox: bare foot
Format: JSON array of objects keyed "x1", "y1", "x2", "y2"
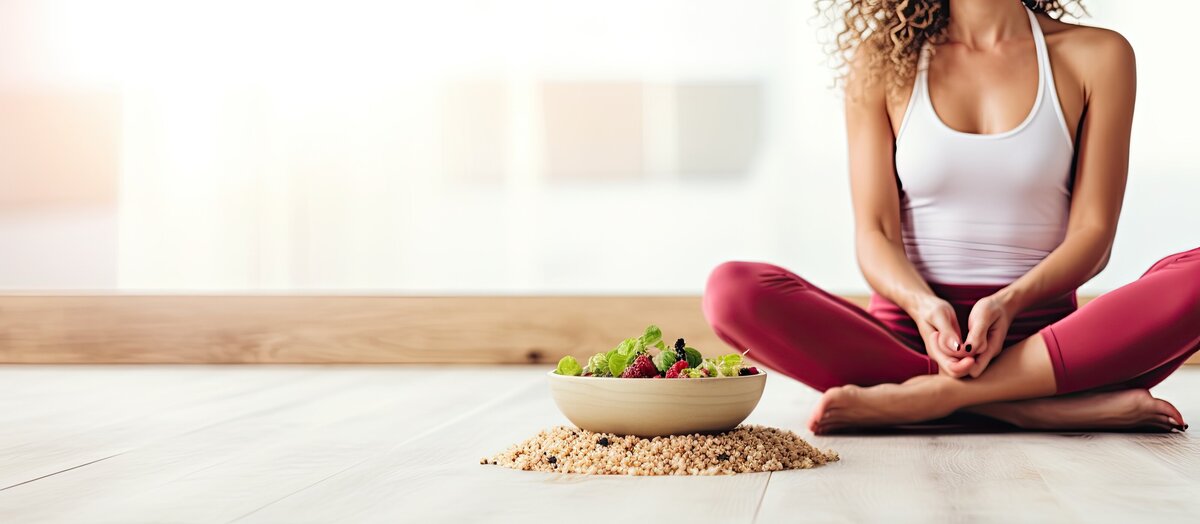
[
  {"x1": 969, "y1": 389, "x2": 1186, "y2": 432},
  {"x1": 808, "y1": 375, "x2": 959, "y2": 434}
]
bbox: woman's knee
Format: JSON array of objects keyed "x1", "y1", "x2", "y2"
[
  {"x1": 1143, "y1": 245, "x2": 1200, "y2": 277},
  {"x1": 703, "y1": 261, "x2": 788, "y2": 328}
]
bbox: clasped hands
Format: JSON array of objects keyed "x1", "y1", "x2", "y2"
[{"x1": 912, "y1": 293, "x2": 1015, "y2": 379}]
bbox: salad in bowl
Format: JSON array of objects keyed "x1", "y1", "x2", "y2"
[
  {"x1": 548, "y1": 325, "x2": 766, "y2": 437},
  {"x1": 553, "y1": 325, "x2": 760, "y2": 379}
]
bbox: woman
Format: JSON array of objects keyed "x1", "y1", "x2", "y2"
[{"x1": 703, "y1": 0, "x2": 1200, "y2": 434}]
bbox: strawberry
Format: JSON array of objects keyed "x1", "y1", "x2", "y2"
[
  {"x1": 620, "y1": 355, "x2": 659, "y2": 378},
  {"x1": 665, "y1": 360, "x2": 689, "y2": 378}
]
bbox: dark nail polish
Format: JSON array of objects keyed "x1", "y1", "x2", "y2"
[{"x1": 965, "y1": 344, "x2": 972, "y2": 353}]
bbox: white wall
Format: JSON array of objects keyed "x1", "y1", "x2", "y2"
[{"x1": 1, "y1": 0, "x2": 1197, "y2": 294}]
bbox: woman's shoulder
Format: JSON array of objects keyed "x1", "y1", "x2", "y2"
[{"x1": 1038, "y1": 16, "x2": 1135, "y2": 82}]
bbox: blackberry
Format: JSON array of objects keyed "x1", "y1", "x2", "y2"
[
  {"x1": 738, "y1": 367, "x2": 752, "y2": 376},
  {"x1": 674, "y1": 338, "x2": 687, "y2": 361},
  {"x1": 547, "y1": 456, "x2": 557, "y2": 464},
  {"x1": 598, "y1": 437, "x2": 610, "y2": 447}
]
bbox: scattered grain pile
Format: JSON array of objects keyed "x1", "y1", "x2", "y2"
[{"x1": 481, "y1": 425, "x2": 838, "y2": 476}]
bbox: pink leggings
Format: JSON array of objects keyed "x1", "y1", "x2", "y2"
[{"x1": 702, "y1": 246, "x2": 1200, "y2": 394}]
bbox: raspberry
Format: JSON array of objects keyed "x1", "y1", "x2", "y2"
[
  {"x1": 665, "y1": 360, "x2": 689, "y2": 378},
  {"x1": 620, "y1": 354, "x2": 659, "y2": 378}
]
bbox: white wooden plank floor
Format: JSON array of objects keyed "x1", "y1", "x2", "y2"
[{"x1": 2, "y1": 365, "x2": 1198, "y2": 523}]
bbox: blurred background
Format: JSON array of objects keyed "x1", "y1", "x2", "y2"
[{"x1": 1, "y1": 0, "x2": 1196, "y2": 295}]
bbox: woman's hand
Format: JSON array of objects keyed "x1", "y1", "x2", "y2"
[
  {"x1": 962, "y1": 294, "x2": 1015, "y2": 378},
  {"x1": 910, "y1": 295, "x2": 973, "y2": 378}
]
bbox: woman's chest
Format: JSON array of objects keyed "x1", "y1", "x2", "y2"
[{"x1": 888, "y1": 43, "x2": 1085, "y2": 143}]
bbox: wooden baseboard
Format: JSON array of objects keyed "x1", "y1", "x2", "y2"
[
  {"x1": 0, "y1": 295, "x2": 720, "y2": 364},
  {"x1": 1, "y1": 294, "x2": 1192, "y2": 365}
]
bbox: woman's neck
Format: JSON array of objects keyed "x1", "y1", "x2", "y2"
[{"x1": 946, "y1": 0, "x2": 1030, "y2": 49}]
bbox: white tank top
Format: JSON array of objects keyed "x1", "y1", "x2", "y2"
[{"x1": 894, "y1": 6, "x2": 1074, "y2": 285}]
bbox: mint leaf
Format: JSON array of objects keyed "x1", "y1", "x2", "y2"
[
  {"x1": 640, "y1": 325, "x2": 663, "y2": 349},
  {"x1": 604, "y1": 348, "x2": 619, "y2": 366},
  {"x1": 555, "y1": 356, "x2": 583, "y2": 376},
  {"x1": 586, "y1": 353, "x2": 610, "y2": 377},
  {"x1": 608, "y1": 352, "x2": 632, "y2": 377},
  {"x1": 653, "y1": 350, "x2": 677, "y2": 373},
  {"x1": 608, "y1": 339, "x2": 638, "y2": 377},
  {"x1": 683, "y1": 347, "x2": 702, "y2": 368}
]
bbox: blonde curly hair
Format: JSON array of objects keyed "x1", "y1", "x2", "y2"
[{"x1": 817, "y1": 0, "x2": 1087, "y2": 94}]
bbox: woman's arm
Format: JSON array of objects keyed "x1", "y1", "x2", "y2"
[
  {"x1": 965, "y1": 31, "x2": 1136, "y2": 376},
  {"x1": 845, "y1": 72, "x2": 973, "y2": 377},
  {"x1": 995, "y1": 32, "x2": 1135, "y2": 312}
]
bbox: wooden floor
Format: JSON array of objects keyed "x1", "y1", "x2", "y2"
[{"x1": 2, "y1": 366, "x2": 1199, "y2": 523}]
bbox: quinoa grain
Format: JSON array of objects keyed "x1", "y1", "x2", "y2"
[{"x1": 482, "y1": 425, "x2": 838, "y2": 476}]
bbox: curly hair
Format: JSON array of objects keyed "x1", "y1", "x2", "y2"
[{"x1": 817, "y1": 0, "x2": 1087, "y2": 95}]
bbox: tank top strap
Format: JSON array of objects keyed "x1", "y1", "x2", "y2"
[
  {"x1": 896, "y1": 44, "x2": 934, "y2": 141},
  {"x1": 1026, "y1": 7, "x2": 1053, "y2": 87},
  {"x1": 1026, "y1": 5, "x2": 1072, "y2": 144},
  {"x1": 915, "y1": 43, "x2": 932, "y2": 93}
]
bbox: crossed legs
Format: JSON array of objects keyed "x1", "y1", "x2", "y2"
[
  {"x1": 811, "y1": 334, "x2": 1185, "y2": 433},
  {"x1": 704, "y1": 246, "x2": 1200, "y2": 433}
]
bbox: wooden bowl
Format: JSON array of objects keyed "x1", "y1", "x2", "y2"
[{"x1": 546, "y1": 371, "x2": 767, "y2": 437}]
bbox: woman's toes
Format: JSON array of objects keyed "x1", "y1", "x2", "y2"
[
  {"x1": 807, "y1": 388, "x2": 840, "y2": 430},
  {"x1": 1140, "y1": 392, "x2": 1186, "y2": 429},
  {"x1": 1155, "y1": 398, "x2": 1185, "y2": 427},
  {"x1": 1154, "y1": 415, "x2": 1177, "y2": 430},
  {"x1": 815, "y1": 422, "x2": 846, "y2": 435}
]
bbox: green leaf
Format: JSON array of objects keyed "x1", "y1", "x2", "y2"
[
  {"x1": 652, "y1": 350, "x2": 677, "y2": 373},
  {"x1": 640, "y1": 325, "x2": 663, "y2": 348},
  {"x1": 608, "y1": 353, "x2": 632, "y2": 377},
  {"x1": 684, "y1": 347, "x2": 703, "y2": 368},
  {"x1": 681, "y1": 367, "x2": 703, "y2": 378},
  {"x1": 555, "y1": 356, "x2": 583, "y2": 376},
  {"x1": 608, "y1": 339, "x2": 638, "y2": 377},
  {"x1": 698, "y1": 359, "x2": 718, "y2": 377},
  {"x1": 586, "y1": 353, "x2": 610, "y2": 376},
  {"x1": 716, "y1": 354, "x2": 743, "y2": 377}
]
